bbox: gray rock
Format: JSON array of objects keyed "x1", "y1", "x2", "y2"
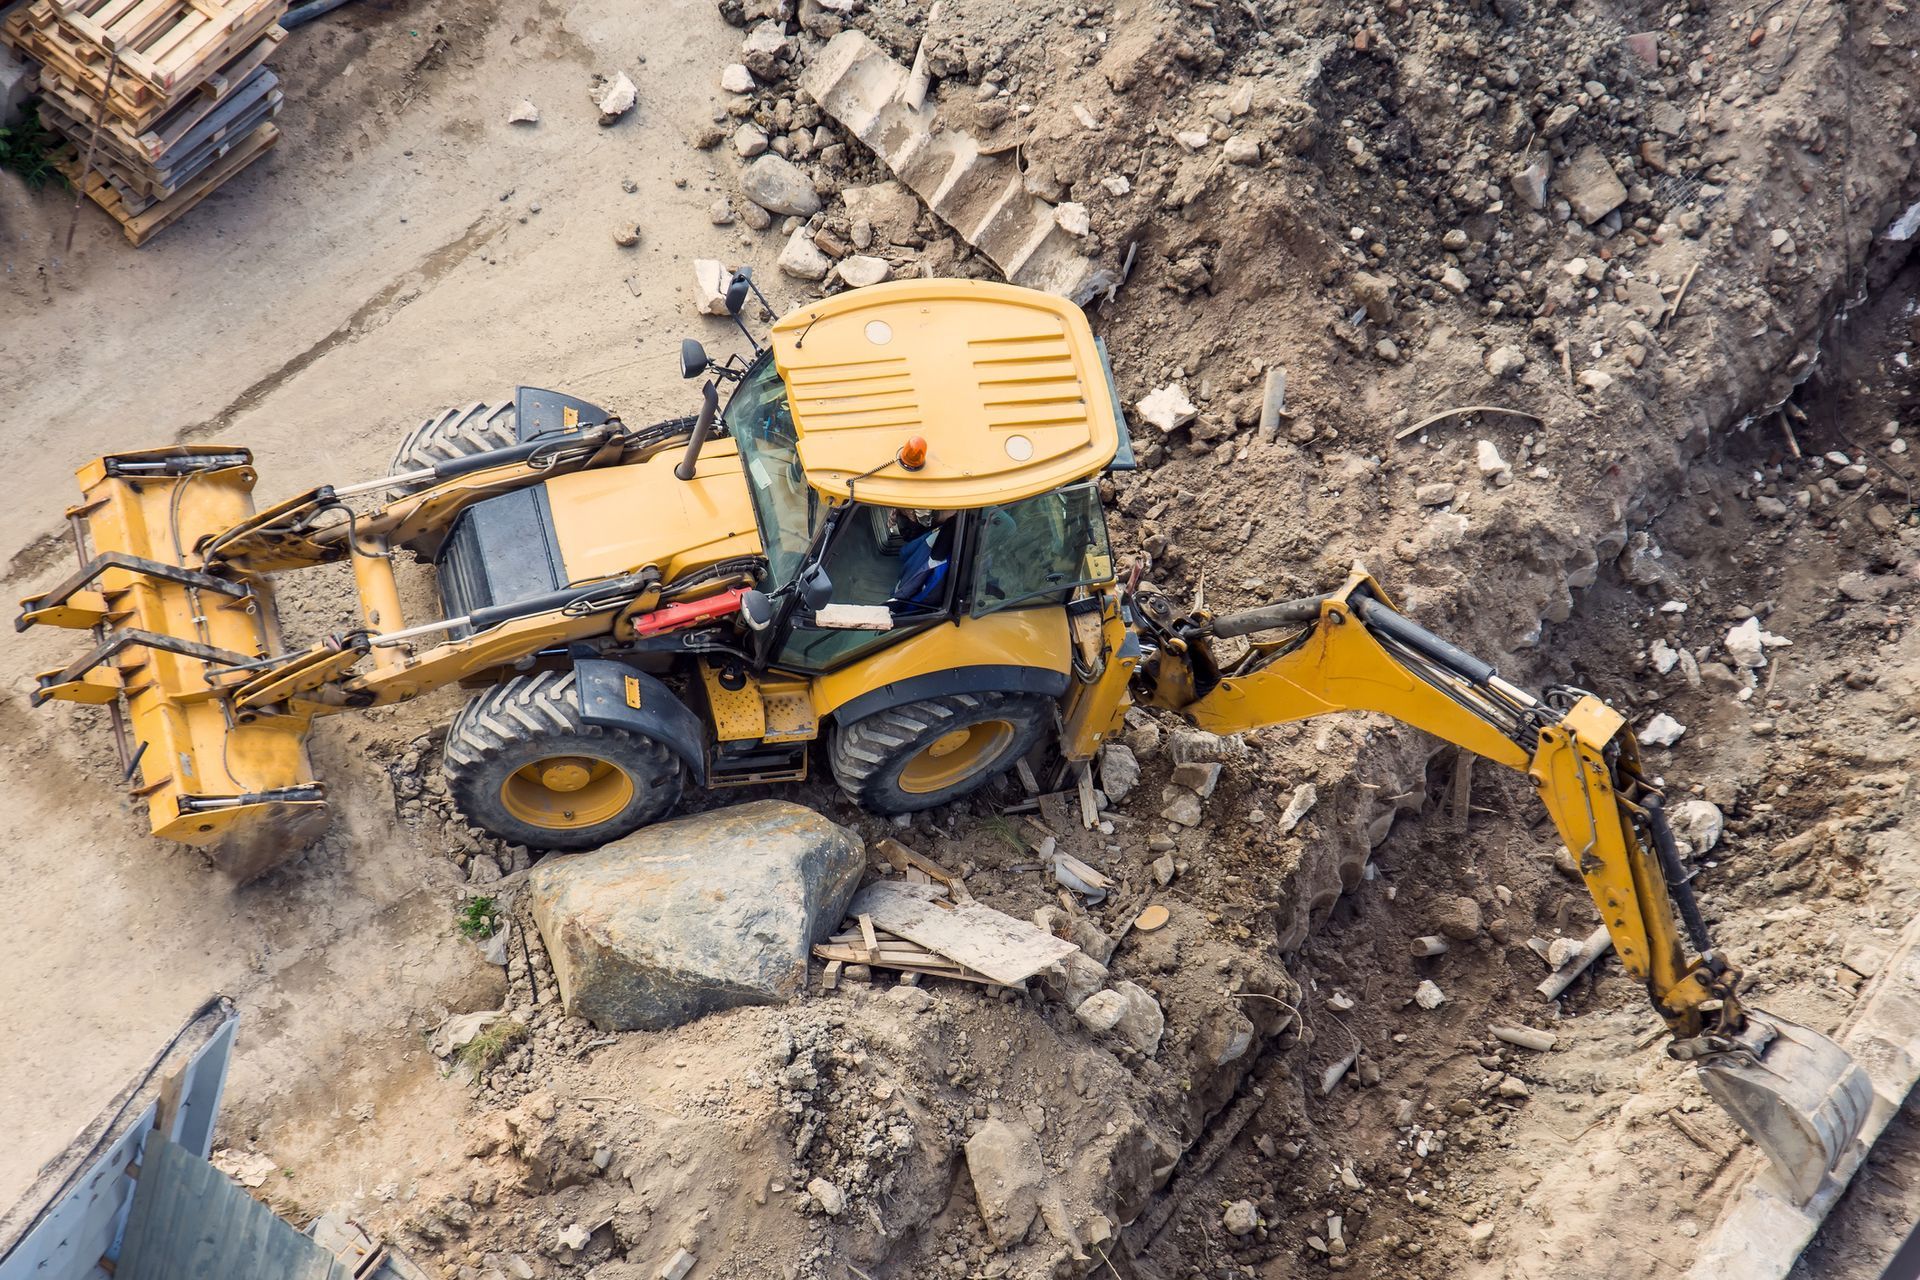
[
  {"x1": 1511, "y1": 159, "x2": 1550, "y2": 210},
  {"x1": 832, "y1": 254, "x2": 889, "y2": 288},
  {"x1": 1416, "y1": 481, "x2": 1457, "y2": 506},
  {"x1": 733, "y1": 124, "x2": 769, "y2": 158},
  {"x1": 740, "y1": 21, "x2": 791, "y2": 79},
  {"x1": 1561, "y1": 146, "x2": 1628, "y2": 224},
  {"x1": 1669, "y1": 799, "x2": 1724, "y2": 855},
  {"x1": 1111, "y1": 981, "x2": 1165, "y2": 1055},
  {"x1": 1431, "y1": 895, "x2": 1482, "y2": 941},
  {"x1": 1224, "y1": 1199, "x2": 1259, "y2": 1236},
  {"x1": 1171, "y1": 761, "x2": 1222, "y2": 798},
  {"x1": 807, "y1": 1177, "x2": 846, "y2": 1216},
  {"x1": 528, "y1": 801, "x2": 863, "y2": 1031},
  {"x1": 1160, "y1": 789, "x2": 1203, "y2": 827},
  {"x1": 1074, "y1": 989, "x2": 1127, "y2": 1033},
  {"x1": 1350, "y1": 270, "x2": 1394, "y2": 325},
  {"x1": 777, "y1": 229, "x2": 833, "y2": 281},
  {"x1": 740, "y1": 154, "x2": 821, "y2": 217},
  {"x1": 1099, "y1": 743, "x2": 1141, "y2": 802},
  {"x1": 1223, "y1": 135, "x2": 1261, "y2": 165},
  {"x1": 597, "y1": 72, "x2": 637, "y2": 126},
  {"x1": 964, "y1": 1121, "x2": 1044, "y2": 1245},
  {"x1": 1040, "y1": 950, "x2": 1109, "y2": 1006},
  {"x1": 1486, "y1": 345, "x2": 1526, "y2": 378}
]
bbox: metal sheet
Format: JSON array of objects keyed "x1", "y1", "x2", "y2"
[{"x1": 116, "y1": 1138, "x2": 347, "y2": 1280}]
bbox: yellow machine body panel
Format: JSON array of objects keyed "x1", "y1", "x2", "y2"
[
  {"x1": 544, "y1": 442, "x2": 760, "y2": 584},
  {"x1": 808, "y1": 607, "x2": 1074, "y2": 718},
  {"x1": 770, "y1": 279, "x2": 1121, "y2": 510}
]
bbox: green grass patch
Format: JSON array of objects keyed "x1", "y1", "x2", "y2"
[
  {"x1": 0, "y1": 108, "x2": 64, "y2": 190},
  {"x1": 456, "y1": 1019, "x2": 528, "y2": 1075},
  {"x1": 457, "y1": 895, "x2": 500, "y2": 939}
]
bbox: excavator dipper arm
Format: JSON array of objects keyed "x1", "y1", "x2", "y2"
[{"x1": 1128, "y1": 568, "x2": 1870, "y2": 1203}]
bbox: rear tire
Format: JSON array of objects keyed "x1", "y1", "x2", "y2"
[
  {"x1": 443, "y1": 669, "x2": 685, "y2": 852},
  {"x1": 389, "y1": 399, "x2": 519, "y2": 497},
  {"x1": 830, "y1": 691, "x2": 1051, "y2": 815}
]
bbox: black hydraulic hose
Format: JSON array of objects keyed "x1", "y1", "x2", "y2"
[
  {"x1": 1210, "y1": 594, "x2": 1332, "y2": 638},
  {"x1": 465, "y1": 577, "x2": 645, "y2": 632},
  {"x1": 1640, "y1": 793, "x2": 1713, "y2": 953},
  {"x1": 674, "y1": 382, "x2": 722, "y2": 482},
  {"x1": 1351, "y1": 593, "x2": 1497, "y2": 686},
  {"x1": 430, "y1": 428, "x2": 614, "y2": 484}
]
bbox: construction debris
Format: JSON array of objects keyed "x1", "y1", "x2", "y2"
[
  {"x1": 596, "y1": 70, "x2": 635, "y2": 125},
  {"x1": 4, "y1": 0, "x2": 286, "y2": 245},
  {"x1": 845, "y1": 880, "x2": 1077, "y2": 986}
]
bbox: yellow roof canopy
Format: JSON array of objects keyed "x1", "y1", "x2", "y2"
[{"x1": 770, "y1": 279, "x2": 1120, "y2": 509}]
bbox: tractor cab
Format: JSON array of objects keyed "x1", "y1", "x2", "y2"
[{"x1": 710, "y1": 279, "x2": 1125, "y2": 673}]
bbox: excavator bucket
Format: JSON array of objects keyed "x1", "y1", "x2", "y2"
[
  {"x1": 1696, "y1": 1010, "x2": 1873, "y2": 1203},
  {"x1": 17, "y1": 448, "x2": 329, "y2": 880}
]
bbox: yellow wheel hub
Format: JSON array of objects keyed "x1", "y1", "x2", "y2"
[
  {"x1": 898, "y1": 719, "x2": 1015, "y2": 794},
  {"x1": 500, "y1": 754, "x2": 635, "y2": 830}
]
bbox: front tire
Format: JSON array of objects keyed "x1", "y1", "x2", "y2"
[
  {"x1": 830, "y1": 691, "x2": 1051, "y2": 815},
  {"x1": 443, "y1": 669, "x2": 685, "y2": 852},
  {"x1": 389, "y1": 399, "x2": 519, "y2": 495}
]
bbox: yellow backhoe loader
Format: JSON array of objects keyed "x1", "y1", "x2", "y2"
[{"x1": 18, "y1": 277, "x2": 1869, "y2": 1200}]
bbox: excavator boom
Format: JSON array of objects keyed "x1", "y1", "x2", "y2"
[{"x1": 1127, "y1": 569, "x2": 1870, "y2": 1203}]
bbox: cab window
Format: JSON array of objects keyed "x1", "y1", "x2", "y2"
[
  {"x1": 969, "y1": 482, "x2": 1112, "y2": 617},
  {"x1": 775, "y1": 505, "x2": 959, "y2": 670}
]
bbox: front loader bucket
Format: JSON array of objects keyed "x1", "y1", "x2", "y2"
[
  {"x1": 17, "y1": 448, "x2": 329, "y2": 879},
  {"x1": 1696, "y1": 1010, "x2": 1872, "y2": 1203}
]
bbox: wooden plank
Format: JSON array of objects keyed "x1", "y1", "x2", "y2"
[
  {"x1": 847, "y1": 880, "x2": 1079, "y2": 986},
  {"x1": 67, "y1": 121, "x2": 275, "y2": 245},
  {"x1": 857, "y1": 913, "x2": 878, "y2": 960},
  {"x1": 873, "y1": 836, "x2": 971, "y2": 901},
  {"x1": 820, "y1": 959, "x2": 842, "y2": 992}
]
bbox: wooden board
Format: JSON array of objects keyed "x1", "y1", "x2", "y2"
[
  {"x1": 62, "y1": 120, "x2": 275, "y2": 245},
  {"x1": 846, "y1": 880, "x2": 1079, "y2": 986},
  {"x1": 40, "y1": 81, "x2": 278, "y2": 200}
]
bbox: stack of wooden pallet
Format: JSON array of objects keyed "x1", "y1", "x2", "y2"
[{"x1": 2, "y1": 0, "x2": 286, "y2": 245}]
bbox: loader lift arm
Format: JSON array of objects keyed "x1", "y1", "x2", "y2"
[{"x1": 1129, "y1": 568, "x2": 1871, "y2": 1202}]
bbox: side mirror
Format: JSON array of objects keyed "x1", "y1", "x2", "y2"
[
  {"x1": 680, "y1": 338, "x2": 710, "y2": 380},
  {"x1": 725, "y1": 271, "x2": 751, "y2": 317},
  {"x1": 739, "y1": 589, "x2": 774, "y2": 632},
  {"x1": 797, "y1": 564, "x2": 834, "y2": 611}
]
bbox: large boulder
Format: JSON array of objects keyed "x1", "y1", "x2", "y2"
[{"x1": 528, "y1": 800, "x2": 864, "y2": 1031}]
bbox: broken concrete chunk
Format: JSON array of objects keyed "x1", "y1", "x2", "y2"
[
  {"x1": 741, "y1": 153, "x2": 821, "y2": 217},
  {"x1": 1111, "y1": 981, "x2": 1165, "y2": 1055},
  {"x1": 656, "y1": 1249, "x2": 697, "y2": 1280},
  {"x1": 1511, "y1": 158, "x2": 1549, "y2": 210},
  {"x1": 1414, "y1": 979, "x2": 1446, "y2": 1010},
  {"x1": 1431, "y1": 895, "x2": 1483, "y2": 941},
  {"x1": 1476, "y1": 439, "x2": 1512, "y2": 485},
  {"x1": 1725, "y1": 616, "x2": 1790, "y2": 668},
  {"x1": 1561, "y1": 146, "x2": 1629, "y2": 224},
  {"x1": 1040, "y1": 949, "x2": 1110, "y2": 1007},
  {"x1": 1637, "y1": 713, "x2": 1687, "y2": 747},
  {"x1": 1171, "y1": 760, "x2": 1222, "y2": 798},
  {"x1": 1223, "y1": 1199, "x2": 1259, "y2": 1236},
  {"x1": 1669, "y1": 799, "x2": 1724, "y2": 854},
  {"x1": 1054, "y1": 201, "x2": 1091, "y2": 238},
  {"x1": 557, "y1": 1223, "x2": 590, "y2": 1251},
  {"x1": 1136, "y1": 384, "x2": 1197, "y2": 433},
  {"x1": 507, "y1": 99, "x2": 539, "y2": 125},
  {"x1": 1485, "y1": 345, "x2": 1526, "y2": 378},
  {"x1": 527, "y1": 801, "x2": 863, "y2": 1031},
  {"x1": 807, "y1": 1177, "x2": 846, "y2": 1216},
  {"x1": 597, "y1": 72, "x2": 637, "y2": 125},
  {"x1": 1350, "y1": 270, "x2": 1394, "y2": 325},
  {"x1": 802, "y1": 31, "x2": 1101, "y2": 300},
  {"x1": 740, "y1": 21, "x2": 791, "y2": 79},
  {"x1": 777, "y1": 229, "x2": 832, "y2": 281},
  {"x1": 721, "y1": 63, "x2": 756, "y2": 93},
  {"x1": 1075, "y1": 988, "x2": 1126, "y2": 1034},
  {"x1": 692, "y1": 259, "x2": 734, "y2": 315},
  {"x1": 1277, "y1": 782, "x2": 1318, "y2": 834},
  {"x1": 1099, "y1": 743, "x2": 1140, "y2": 802},
  {"x1": 832, "y1": 253, "x2": 889, "y2": 288},
  {"x1": 964, "y1": 1121, "x2": 1044, "y2": 1246},
  {"x1": 1160, "y1": 789, "x2": 1203, "y2": 827}
]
